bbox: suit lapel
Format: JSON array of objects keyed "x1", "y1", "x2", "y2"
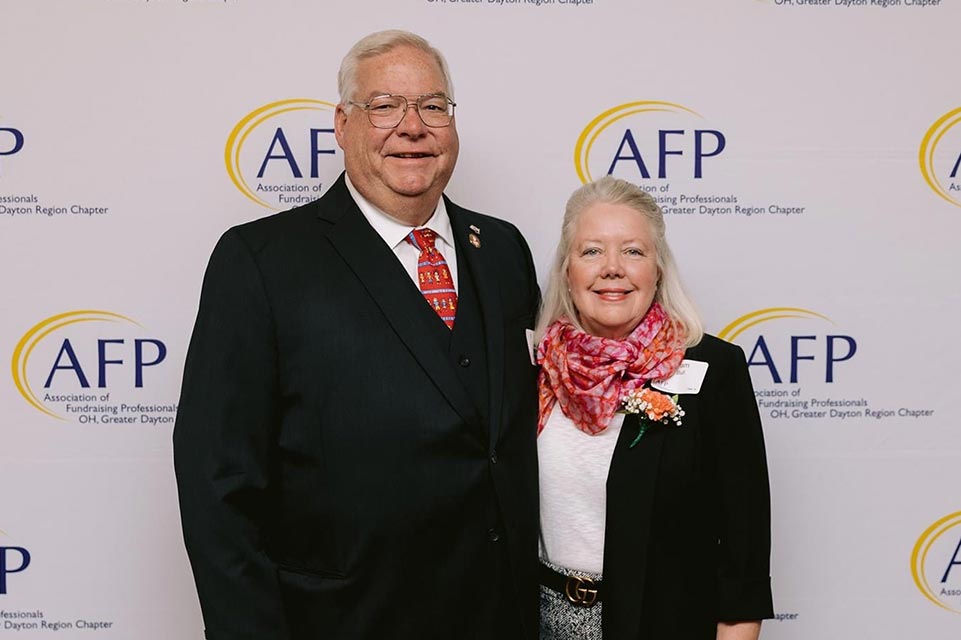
[
  {"x1": 603, "y1": 412, "x2": 664, "y2": 639},
  {"x1": 448, "y1": 201, "x2": 504, "y2": 445},
  {"x1": 315, "y1": 177, "x2": 481, "y2": 425}
]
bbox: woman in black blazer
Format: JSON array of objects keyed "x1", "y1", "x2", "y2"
[{"x1": 534, "y1": 176, "x2": 773, "y2": 639}]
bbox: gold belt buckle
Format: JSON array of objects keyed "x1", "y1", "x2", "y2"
[{"x1": 564, "y1": 575, "x2": 598, "y2": 607}]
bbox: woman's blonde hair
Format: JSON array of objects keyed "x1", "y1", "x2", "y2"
[{"x1": 535, "y1": 176, "x2": 703, "y2": 347}]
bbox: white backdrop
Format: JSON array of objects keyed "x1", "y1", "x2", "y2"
[{"x1": 2, "y1": 1, "x2": 960, "y2": 638}]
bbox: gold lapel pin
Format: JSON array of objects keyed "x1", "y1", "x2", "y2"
[{"x1": 468, "y1": 232, "x2": 481, "y2": 249}]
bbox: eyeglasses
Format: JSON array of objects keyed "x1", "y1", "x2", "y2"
[{"x1": 348, "y1": 94, "x2": 457, "y2": 129}]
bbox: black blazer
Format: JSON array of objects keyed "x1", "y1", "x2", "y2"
[
  {"x1": 173, "y1": 175, "x2": 540, "y2": 640},
  {"x1": 601, "y1": 335, "x2": 774, "y2": 639}
]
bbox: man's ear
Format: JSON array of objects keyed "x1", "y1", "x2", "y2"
[{"x1": 334, "y1": 104, "x2": 349, "y2": 150}]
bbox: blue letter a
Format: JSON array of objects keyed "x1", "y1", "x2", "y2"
[
  {"x1": 257, "y1": 128, "x2": 302, "y2": 178},
  {"x1": 747, "y1": 336, "x2": 782, "y2": 384},
  {"x1": 950, "y1": 151, "x2": 961, "y2": 179},
  {"x1": 941, "y1": 535, "x2": 961, "y2": 584},
  {"x1": 43, "y1": 339, "x2": 90, "y2": 388},
  {"x1": 607, "y1": 129, "x2": 651, "y2": 179}
]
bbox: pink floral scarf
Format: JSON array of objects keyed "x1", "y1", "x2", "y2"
[{"x1": 536, "y1": 303, "x2": 685, "y2": 435}]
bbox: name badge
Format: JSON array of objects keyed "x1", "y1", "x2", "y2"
[{"x1": 651, "y1": 359, "x2": 708, "y2": 395}]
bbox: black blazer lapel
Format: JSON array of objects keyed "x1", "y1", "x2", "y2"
[
  {"x1": 448, "y1": 202, "x2": 505, "y2": 446},
  {"x1": 315, "y1": 177, "x2": 481, "y2": 426},
  {"x1": 603, "y1": 412, "x2": 665, "y2": 639}
]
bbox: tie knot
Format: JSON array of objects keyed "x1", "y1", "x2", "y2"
[{"x1": 407, "y1": 228, "x2": 438, "y2": 251}]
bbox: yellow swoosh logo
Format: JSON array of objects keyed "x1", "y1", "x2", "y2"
[
  {"x1": 911, "y1": 511, "x2": 961, "y2": 613},
  {"x1": 225, "y1": 99, "x2": 337, "y2": 209},
  {"x1": 717, "y1": 307, "x2": 833, "y2": 342},
  {"x1": 574, "y1": 101, "x2": 701, "y2": 184},
  {"x1": 11, "y1": 310, "x2": 140, "y2": 419},
  {"x1": 919, "y1": 106, "x2": 961, "y2": 208}
]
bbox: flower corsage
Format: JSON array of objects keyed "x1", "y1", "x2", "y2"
[{"x1": 619, "y1": 387, "x2": 684, "y2": 448}]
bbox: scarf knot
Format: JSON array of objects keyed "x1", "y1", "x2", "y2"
[{"x1": 536, "y1": 303, "x2": 685, "y2": 436}]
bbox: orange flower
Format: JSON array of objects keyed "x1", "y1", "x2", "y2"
[
  {"x1": 637, "y1": 388, "x2": 675, "y2": 421},
  {"x1": 620, "y1": 386, "x2": 684, "y2": 447}
]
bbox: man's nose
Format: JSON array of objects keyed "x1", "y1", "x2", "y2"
[{"x1": 395, "y1": 103, "x2": 427, "y2": 135}]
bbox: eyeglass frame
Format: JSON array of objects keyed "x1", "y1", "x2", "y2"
[{"x1": 347, "y1": 93, "x2": 457, "y2": 129}]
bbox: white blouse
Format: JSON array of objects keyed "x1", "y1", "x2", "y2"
[{"x1": 538, "y1": 406, "x2": 624, "y2": 575}]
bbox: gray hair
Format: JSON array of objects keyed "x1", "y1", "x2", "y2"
[
  {"x1": 338, "y1": 30, "x2": 454, "y2": 110},
  {"x1": 535, "y1": 176, "x2": 704, "y2": 347}
]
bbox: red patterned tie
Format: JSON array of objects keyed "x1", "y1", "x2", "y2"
[{"x1": 406, "y1": 228, "x2": 457, "y2": 329}]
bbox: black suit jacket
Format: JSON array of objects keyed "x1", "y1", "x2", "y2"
[
  {"x1": 601, "y1": 335, "x2": 774, "y2": 639},
  {"x1": 173, "y1": 175, "x2": 540, "y2": 640}
]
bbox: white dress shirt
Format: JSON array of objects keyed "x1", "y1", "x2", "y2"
[{"x1": 345, "y1": 174, "x2": 459, "y2": 293}]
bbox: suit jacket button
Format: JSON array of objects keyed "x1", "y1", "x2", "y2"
[
  {"x1": 459, "y1": 355, "x2": 471, "y2": 368},
  {"x1": 490, "y1": 452, "x2": 498, "y2": 464},
  {"x1": 488, "y1": 529, "x2": 501, "y2": 542}
]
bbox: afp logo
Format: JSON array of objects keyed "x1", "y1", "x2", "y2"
[
  {"x1": 920, "y1": 106, "x2": 961, "y2": 207},
  {"x1": 912, "y1": 511, "x2": 961, "y2": 613},
  {"x1": 718, "y1": 307, "x2": 857, "y2": 384},
  {"x1": 0, "y1": 123, "x2": 25, "y2": 175},
  {"x1": 574, "y1": 101, "x2": 726, "y2": 185},
  {"x1": 0, "y1": 533, "x2": 31, "y2": 595},
  {"x1": 226, "y1": 98, "x2": 340, "y2": 209},
  {"x1": 11, "y1": 310, "x2": 168, "y2": 421}
]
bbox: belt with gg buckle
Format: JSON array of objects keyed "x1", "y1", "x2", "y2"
[{"x1": 539, "y1": 563, "x2": 603, "y2": 607}]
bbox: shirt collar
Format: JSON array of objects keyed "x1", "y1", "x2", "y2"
[{"x1": 345, "y1": 174, "x2": 454, "y2": 251}]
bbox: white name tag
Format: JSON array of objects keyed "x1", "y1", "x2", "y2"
[
  {"x1": 525, "y1": 329, "x2": 537, "y2": 366},
  {"x1": 651, "y1": 359, "x2": 708, "y2": 395}
]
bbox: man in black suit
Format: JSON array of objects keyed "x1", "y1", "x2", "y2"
[{"x1": 173, "y1": 30, "x2": 540, "y2": 640}]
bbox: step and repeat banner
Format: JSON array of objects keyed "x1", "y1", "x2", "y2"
[{"x1": 2, "y1": 0, "x2": 959, "y2": 638}]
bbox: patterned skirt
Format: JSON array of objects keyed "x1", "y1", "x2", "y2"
[{"x1": 538, "y1": 560, "x2": 603, "y2": 640}]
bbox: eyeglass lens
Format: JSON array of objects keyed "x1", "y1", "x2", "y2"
[{"x1": 366, "y1": 95, "x2": 454, "y2": 128}]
